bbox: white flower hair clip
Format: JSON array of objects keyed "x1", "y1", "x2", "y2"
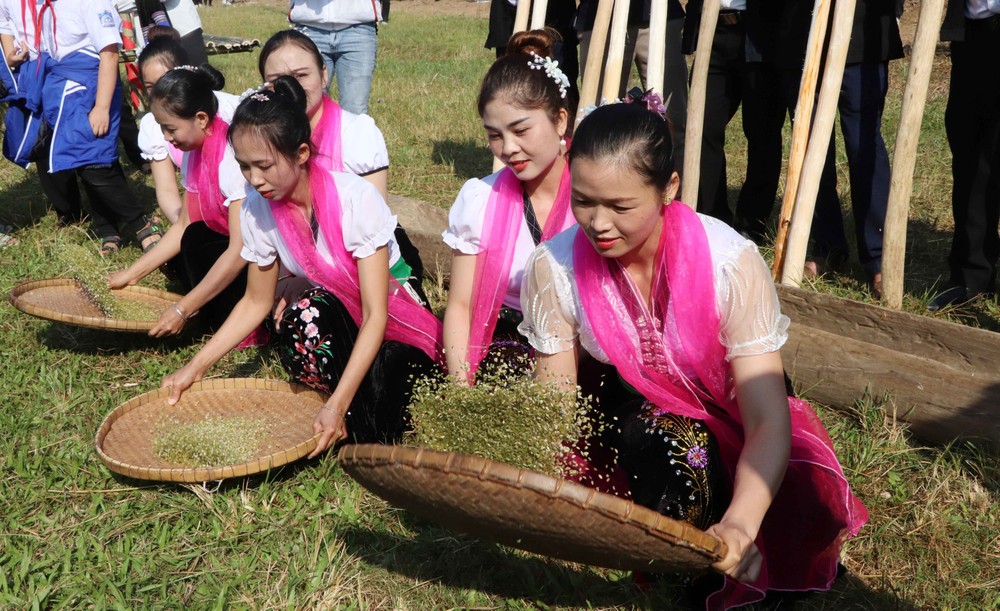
[
  {"x1": 527, "y1": 52, "x2": 570, "y2": 99},
  {"x1": 171, "y1": 65, "x2": 198, "y2": 72},
  {"x1": 238, "y1": 83, "x2": 271, "y2": 103}
]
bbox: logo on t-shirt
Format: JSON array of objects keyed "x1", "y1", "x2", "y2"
[{"x1": 98, "y1": 11, "x2": 116, "y2": 28}]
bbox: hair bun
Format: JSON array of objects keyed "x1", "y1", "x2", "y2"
[
  {"x1": 506, "y1": 28, "x2": 560, "y2": 59},
  {"x1": 271, "y1": 75, "x2": 309, "y2": 113}
]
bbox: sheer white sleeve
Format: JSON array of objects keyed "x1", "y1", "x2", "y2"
[
  {"x1": 716, "y1": 242, "x2": 790, "y2": 359},
  {"x1": 518, "y1": 244, "x2": 579, "y2": 355}
]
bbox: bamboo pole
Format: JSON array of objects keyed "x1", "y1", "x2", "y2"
[
  {"x1": 680, "y1": 0, "x2": 721, "y2": 207},
  {"x1": 882, "y1": 0, "x2": 947, "y2": 307},
  {"x1": 529, "y1": 0, "x2": 549, "y2": 30},
  {"x1": 771, "y1": 0, "x2": 833, "y2": 279},
  {"x1": 513, "y1": 0, "x2": 531, "y2": 34},
  {"x1": 780, "y1": 0, "x2": 858, "y2": 286},
  {"x1": 646, "y1": 0, "x2": 669, "y2": 96},
  {"x1": 579, "y1": 0, "x2": 616, "y2": 110},
  {"x1": 601, "y1": 0, "x2": 632, "y2": 104}
]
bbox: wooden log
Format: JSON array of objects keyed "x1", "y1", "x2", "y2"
[
  {"x1": 514, "y1": 0, "x2": 531, "y2": 35},
  {"x1": 680, "y1": 0, "x2": 721, "y2": 208},
  {"x1": 579, "y1": 0, "x2": 616, "y2": 110},
  {"x1": 882, "y1": 0, "x2": 947, "y2": 308},
  {"x1": 771, "y1": 0, "x2": 832, "y2": 279},
  {"x1": 601, "y1": 0, "x2": 633, "y2": 104},
  {"x1": 779, "y1": 0, "x2": 857, "y2": 287},
  {"x1": 529, "y1": 0, "x2": 549, "y2": 30},
  {"x1": 645, "y1": 0, "x2": 669, "y2": 96}
]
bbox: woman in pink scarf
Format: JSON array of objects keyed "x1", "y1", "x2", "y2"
[
  {"x1": 442, "y1": 30, "x2": 576, "y2": 383},
  {"x1": 518, "y1": 102, "x2": 868, "y2": 608},
  {"x1": 161, "y1": 77, "x2": 442, "y2": 458},
  {"x1": 109, "y1": 64, "x2": 251, "y2": 339}
]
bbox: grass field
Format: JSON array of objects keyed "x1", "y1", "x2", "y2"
[{"x1": 0, "y1": 2, "x2": 997, "y2": 608}]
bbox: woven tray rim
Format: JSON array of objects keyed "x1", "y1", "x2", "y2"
[
  {"x1": 96, "y1": 378, "x2": 324, "y2": 482},
  {"x1": 338, "y1": 444, "x2": 727, "y2": 562},
  {"x1": 8, "y1": 277, "x2": 184, "y2": 332}
]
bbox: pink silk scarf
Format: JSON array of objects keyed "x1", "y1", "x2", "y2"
[
  {"x1": 572, "y1": 201, "x2": 868, "y2": 608},
  {"x1": 184, "y1": 115, "x2": 231, "y2": 235},
  {"x1": 311, "y1": 95, "x2": 344, "y2": 172},
  {"x1": 269, "y1": 163, "x2": 443, "y2": 362},
  {"x1": 466, "y1": 164, "x2": 573, "y2": 376}
]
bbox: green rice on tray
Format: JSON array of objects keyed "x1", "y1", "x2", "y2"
[
  {"x1": 406, "y1": 357, "x2": 602, "y2": 478},
  {"x1": 61, "y1": 243, "x2": 159, "y2": 321},
  {"x1": 153, "y1": 415, "x2": 270, "y2": 467}
]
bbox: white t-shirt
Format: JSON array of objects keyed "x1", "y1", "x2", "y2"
[
  {"x1": 328, "y1": 109, "x2": 390, "y2": 176},
  {"x1": 161, "y1": 0, "x2": 201, "y2": 37},
  {"x1": 0, "y1": 0, "x2": 39, "y2": 59},
  {"x1": 518, "y1": 214, "x2": 790, "y2": 369},
  {"x1": 138, "y1": 90, "x2": 240, "y2": 164},
  {"x1": 240, "y1": 171, "x2": 402, "y2": 276},
  {"x1": 288, "y1": 0, "x2": 382, "y2": 30},
  {"x1": 40, "y1": 0, "x2": 122, "y2": 62},
  {"x1": 442, "y1": 171, "x2": 575, "y2": 311}
]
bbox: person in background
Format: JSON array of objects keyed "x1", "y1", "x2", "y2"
[
  {"x1": 288, "y1": 0, "x2": 382, "y2": 116},
  {"x1": 162, "y1": 0, "x2": 208, "y2": 65},
  {"x1": 927, "y1": 0, "x2": 1000, "y2": 311}
]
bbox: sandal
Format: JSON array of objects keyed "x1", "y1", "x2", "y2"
[
  {"x1": 0, "y1": 224, "x2": 18, "y2": 249},
  {"x1": 136, "y1": 215, "x2": 164, "y2": 253},
  {"x1": 100, "y1": 235, "x2": 122, "y2": 257}
]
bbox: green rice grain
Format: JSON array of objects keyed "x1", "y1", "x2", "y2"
[
  {"x1": 153, "y1": 416, "x2": 269, "y2": 467},
  {"x1": 62, "y1": 244, "x2": 158, "y2": 320}
]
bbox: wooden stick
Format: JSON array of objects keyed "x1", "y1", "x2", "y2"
[
  {"x1": 645, "y1": 0, "x2": 668, "y2": 96},
  {"x1": 529, "y1": 0, "x2": 549, "y2": 30},
  {"x1": 780, "y1": 0, "x2": 858, "y2": 286},
  {"x1": 771, "y1": 0, "x2": 833, "y2": 279},
  {"x1": 680, "y1": 0, "x2": 721, "y2": 208},
  {"x1": 579, "y1": 0, "x2": 616, "y2": 110},
  {"x1": 882, "y1": 0, "x2": 947, "y2": 308},
  {"x1": 514, "y1": 0, "x2": 531, "y2": 35},
  {"x1": 601, "y1": 0, "x2": 632, "y2": 104}
]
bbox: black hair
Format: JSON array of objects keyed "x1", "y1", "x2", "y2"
[
  {"x1": 570, "y1": 102, "x2": 675, "y2": 191},
  {"x1": 137, "y1": 36, "x2": 188, "y2": 84},
  {"x1": 477, "y1": 29, "x2": 571, "y2": 130},
  {"x1": 229, "y1": 75, "x2": 312, "y2": 163},
  {"x1": 258, "y1": 29, "x2": 324, "y2": 79},
  {"x1": 148, "y1": 64, "x2": 226, "y2": 120}
]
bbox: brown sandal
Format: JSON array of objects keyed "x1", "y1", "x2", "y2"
[
  {"x1": 136, "y1": 216, "x2": 164, "y2": 253},
  {"x1": 100, "y1": 236, "x2": 122, "y2": 257}
]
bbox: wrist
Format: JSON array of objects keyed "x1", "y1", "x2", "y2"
[{"x1": 172, "y1": 302, "x2": 189, "y2": 321}]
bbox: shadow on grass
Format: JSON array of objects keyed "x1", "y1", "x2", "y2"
[
  {"x1": 431, "y1": 139, "x2": 493, "y2": 181},
  {"x1": 33, "y1": 321, "x2": 202, "y2": 355}
]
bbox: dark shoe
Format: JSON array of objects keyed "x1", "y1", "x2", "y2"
[
  {"x1": 136, "y1": 215, "x2": 164, "y2": 253},
  {"x1": 869, "y1": 272, "x2": 883, "y2": 300},
  {"x1": 927, "y1": 285, "x2": 978, "y2": 312},
  {"x1": 100, "y1": 235, "x2": 122, "y2": 257}
]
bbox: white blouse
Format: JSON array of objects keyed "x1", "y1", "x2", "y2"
[
  {"x1": 518, "y1": 214, "x2": 790, "y2": 365},
  {"x1": 240, "y1": 171, "x2": 402, "y2": 274},
  {"x1": 443, "y1": 170, "x2": 572, "y2": 310},
  {"x1": 328, "y1": 109, "x2": 390, "y2": 176}
]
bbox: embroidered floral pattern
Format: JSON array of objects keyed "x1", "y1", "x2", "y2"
[
  {"x1": 277, "y1": 288, "x2": 339, "y2": 393},
  {"x1": 644, "y1": 404, "x2": 716, "y2": 529}
]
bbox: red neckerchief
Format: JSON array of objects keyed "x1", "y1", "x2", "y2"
[{"x1": 23, "y1": 0, "x2": 56, "y2": 61}]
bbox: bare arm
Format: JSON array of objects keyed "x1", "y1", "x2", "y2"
[
  {"x1": 309, "y1": 246, "x2": 391, "y2": 457},
  {"x1": 442, "y1": 251, "x2": 476, "y2": 383},
  {"x1": 534, "y1": 348, "x2": 578, "y2": 392},
  {"x1": 151, "y1": 159, "x2": 184, "y2": 224},
  {"x1": 150, "y1": 199, "x2": 248, "y2": 337},
  {"x1": 161, "y1": 260, "x2": 278, "y2": 403},
  {"x1": 108, "y1": 202, "x2": 189, "y2": 288},
  {"x1": 361, "y1": 169, "x2": 388, "y2": 204},
  {"x1": 707, "y1": 350, "x2": 791, "y2": 583},
  {"x1": 90, "y1": 44, "x2": 120, "y2": 137}
]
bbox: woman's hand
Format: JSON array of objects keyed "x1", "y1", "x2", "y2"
[
  {"x1": 108, "y1": 269, "x2": 136, "y2": 290},
  {"x1": 309, "y1": 401, "x2": 349, "y2": 458},
  {"x1": 161, "y1": 362, "x2": 203, "y2": 405},
  {"x1": 706, "y1": 520, "x2": 763, "y2": 584},
  {"x1": 149, "y1": 303, "x2": 187, "y2": 337}
]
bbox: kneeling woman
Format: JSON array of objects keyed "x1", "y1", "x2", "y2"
[
  {"x1": 518, "y1": 102, "x2": 868, "y2": 607},
  {"x1": 162, "y1": 77, "x2": 442, "y2": 456},
  {"x1": 110, "y1": 65, "x2": 250, "y2": 340}
]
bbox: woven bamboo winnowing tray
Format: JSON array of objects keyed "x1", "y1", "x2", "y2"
[
  {"x1": 9, "y1": 278, "x2": 183, "y2": 332},
  {"x1": 338, "y1": 444, "x2": 727, "y2": 573},
  {"x1": 96, "y1": 379, "x2": 324, "y2": 482}
]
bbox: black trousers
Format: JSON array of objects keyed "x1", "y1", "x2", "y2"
[
  {"x1": 175, "y1": 221, "x2": 247, "y2": 332},
  {"x1": 944, "y1": 20, "x2": 1000, "y2": 293},
  {"x1": 698, "y1": 20, "x2": 786, "y2": 238}
]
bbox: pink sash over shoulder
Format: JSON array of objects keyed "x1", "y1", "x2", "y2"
[
  {"x1": 269, "y1": 163, "x2": 443, "y2": 362},
  {"x1": 311, "y1": 95, "x2": 344, "y2": 173},
  {"x1": 465, "y1": 165, "x2": 573, "y2": 377},
  {"x1": 184, "y1": 115, "x2": 231, "y2": 235},
  {"x1": 573, "y1": 201, "x2": 868, "y2": 608}
]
